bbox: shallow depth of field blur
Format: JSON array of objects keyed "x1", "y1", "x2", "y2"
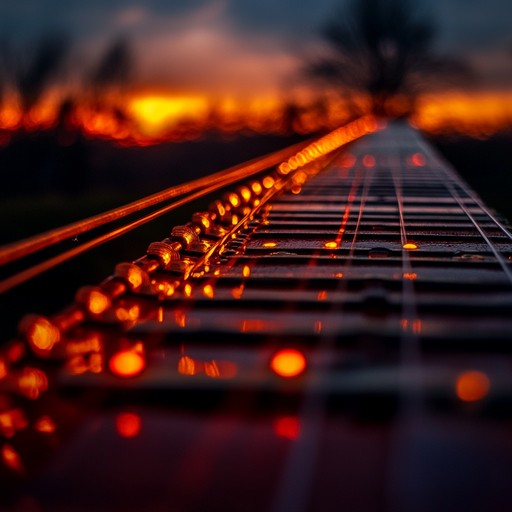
[{"x1": 1, "y1": 0, "x2": 511, "y2": 339}]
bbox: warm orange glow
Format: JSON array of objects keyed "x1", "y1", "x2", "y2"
[
  {"x1": 0, "y1": 409, "x2": 28, "y2": 438},
  {"x1": 242, "y1": 265, "x2": 251, "y2": 278},
  {"x1": 1, "y1": 444, "x2": 24, "y2": 473},
  {"x1": 18, "y1": 368, "x2": 48, "y2": 400},
  {"x1": 184, "y1": 283, "x2": 193, "y2": 298},
  {"x1": 204, "y1": 361, "x2": 221, "y2": 378},
  {"x1": 25, "y1": 317, "x2": 60, "y2": 353},
  {"x1": 1, "y1": 88, "x2": 511, "y2": 146},
  {"x1": 202, "y1": 284, "x2": 215, "y2": 299},
  {"x1": 324, "y1": 241, "x2": 338, "y2": 249},
  {"x1": 274, "y1": 416, "x2": 300, "y2": 440},
  {"x1": 0, "y1": 358, "x2": 6, "y2": 380},
  {"x1": 262, "y1": 176, "x2": 275, "y2": 189},
  {"x1": 128, "y1": 95, "x2": 209, "y2": 136},
  {"x1": 178, "y1": 355, "x2": 198, "y2": 376},
  {"x1": 270, "y1": 349, "x2": 307, "y2": 378},
  {"x1": 115, "y1": 305, "x2": 141, "y2": 322},
  {"x1": 34, "y1": 416, "x2": 56, "y2": 434},
  {"x1": 86, "y1": 289, "x2": 111, "y2": 315},
  {"x1": 403, "y1": 272, "x2": 417, "y2": 280},
  {"x1": 412, "y1": 91, "x2": 512, "y2": 138},
  {"x1": 241, "y1": 319, "x2": 266, "y2": 333},
  {"x1": 317, "y1": 291, "x2": 328, "y2": 301},
  {"x1": 456, "y1": 370, "x2": 490, "y2": 402},
  {"x1": 263, "y1": 241, "x2": 277, "y2": 248},
  {"x1": 334, "y1": 272, "x2": 344, "y2": 279},
  {"x1": 231, "y1": 284, "x2": 245, "y2": 299},
  {"x1": 116, "y1": 412, "x2": 142, "y2": 438},
  {"x1": 228, "y1": 193, "x2": 240, "y2": 208},
  {"x1": 109, "y1": 350, "x2": 145, "y2": 378},
  {"x1": 403, "y1": 242, "x2": 419, "y2": 251}
]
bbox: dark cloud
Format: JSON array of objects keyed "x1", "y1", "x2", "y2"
[{"x1": 0, "y1": 0, "x2": 510, "y2": 92}]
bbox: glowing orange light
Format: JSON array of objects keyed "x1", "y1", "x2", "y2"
[
  {"x1": 403, "y1": 272, "x2": 417, "y2": 280},
  {"x1": 403, "y1": 242, "x2": 419, "y2": 250},
  {"x1": 24, "y1": 317, "x2": 60, "y2": 353},
  {"x1": 274, "y1": 416, "x2": 300, "y2": 440},
  {"x1": 109, "y1": 350, "x2": 145, "y2": 378},
  {"x1": 270, "y1": 349, "x2": 307, "y2": 378},
  {"x1": 1, "y1": 444, "x2": 24, "y2": 473},
  {"x1": 240, "y1": 187, "x2": 251, "y2": 202},
  {"x1": 204, "y1": 361, "x2": 221, "y2": 378},
  {"x1": 0, "y1": 409, "x2": 28, "y2": 438},
  {"x1": 317, "y1": 291, "x2": 328, "y2": 301},
  {"x1": 125, "y1": 266, "x2": 145, "y2": 290},
  {"x1": 242, "y1": 265, "x2": 251, "y2": 278},
  {"x1": 89, "y1": 289, "x2": 111, "y2": 314},
  {"x1": 184, "y1": 283, "x2": 192, "y2": 297},
  {"x1": 34, "y1": 416, "x2": 56, "y2": 434},
  {"x1": 334, "y1": 272, "x2": 344, "y2": 279},
  {"x1": 456, "y1": 370, "x2": 490, "y2": 402},
  {"x1": 251, "y1": 181, "x2": 263, "y2": 195},
  {"x1": 228, "y1": 193, "x2": 240, "y2": 207},
  {"x1": 128, "y1": 95, "x2": 209, "y2": 136},
  {"x1": 116, "y1": 412, "x2": 142, "y2": 438},
  {"x1": 0, "y1": 358, "x2": 6, "y2": 380},
  {"x1": 263, "y1": 241, "x2": 277, "y2": 248},
  {"x1": 202, "y1": 284, "x2": 215, "y2": 299},
  {"x1": 18, "y1": 368, "x2": 48, "y2": 400},
  {"x1": 262, "y1": 176, "x2": 275, "y2": 189},
  {"x1": 175, "y1": 310, "x2": 187, "y2": 328},
  {"x1": 324, "y1": 241, "x2": 338, "y2": 249},
  {"x1": 231, "y1": 284, "x2": 245, "y2": 299},
  {"x1": 178, "y1": 355, "x2": 198, "y2": 376}
]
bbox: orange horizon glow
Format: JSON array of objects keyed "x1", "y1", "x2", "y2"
[{"x1": 1, "y1": 89, "x2": 512, "y2": 146}]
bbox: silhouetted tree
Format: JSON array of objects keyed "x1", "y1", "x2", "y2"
[
  {"x1": 15, "y1": 34, "x2": 69, "y2": 113},
  {"x1": 89, "y1": 36, "x2": 133, "y2": 104},
  {"x1": 308, "y1": 0, "x2": 470, "y2": 117}
]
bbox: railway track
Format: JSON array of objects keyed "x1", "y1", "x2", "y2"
[{"x1": 1, "y1": 117, "x2": 512, "y2": 512}]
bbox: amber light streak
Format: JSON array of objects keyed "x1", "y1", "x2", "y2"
[{"x1": 456, "y1": 370, "x2": 490, "y2": 402}]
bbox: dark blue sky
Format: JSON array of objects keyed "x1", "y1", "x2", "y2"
[{"x1": 1, "y1": 0, "x2": 510, "y2": 95}]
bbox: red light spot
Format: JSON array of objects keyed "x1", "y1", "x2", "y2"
[
  {"x1": 109, "y1": 350, "x2": 145, "y2": 378},
  {"x1": 270, "y1": 349, "x2": 307, "y2": 378},
  {"x1": 456, "y1": 370, "x2": 490, "y2": 402},
  {"x1": 411, "y1": 153, "x2": 425, "y2": 167},
  {"x1": 362, "y1": 154, "x2": 376, "y2": 168},
  {"x1": 116, "y1": 412, "x2": 142, "y2": 438},
  {"x1": 274, "y1": 416, "x2": 300, "y2": 440}
]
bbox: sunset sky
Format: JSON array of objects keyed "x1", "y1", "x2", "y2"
[{"x1": 1, "y1": 0, "x2": 511, "y2": 97}]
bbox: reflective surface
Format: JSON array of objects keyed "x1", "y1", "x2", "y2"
[{"x1": 2, "y1": 121, "x2": 512, "y2": 512}]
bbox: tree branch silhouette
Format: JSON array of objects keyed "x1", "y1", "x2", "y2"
[{"x1": 307, "y1": 0, "x2": 472, "y2": 117}]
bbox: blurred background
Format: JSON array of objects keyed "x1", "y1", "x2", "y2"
[{"x1": 0, "y1": 0, "x2": 511, "y2": 337}]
